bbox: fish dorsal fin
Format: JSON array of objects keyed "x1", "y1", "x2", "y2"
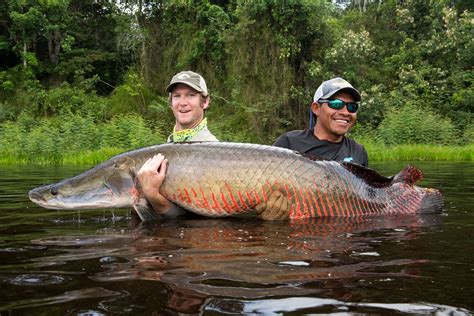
[
  {"x1": 342, "y1": 162, "x2": 393, "y2": 188},
  {"x1": 301, "y1": 153, "x2": 331, "y2": 161},
  {"x1": 392, "y1": 165, "x2": 424, "y2": 185}
]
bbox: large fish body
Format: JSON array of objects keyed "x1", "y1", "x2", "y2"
[{"x1": 28, "y1": 142, "x2": 444, "y2": 220}]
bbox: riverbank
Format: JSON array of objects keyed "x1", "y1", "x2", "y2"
[
  {"x1": 0, "y1": 143, "x2": 472, "y2": 165},
  {"x1": 365, "y1": 143, "x2": 473, "y2": 162}
]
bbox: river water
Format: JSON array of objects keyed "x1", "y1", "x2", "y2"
[{"x1": 0, "y1": 162, "x2": 472, "y2": 315}]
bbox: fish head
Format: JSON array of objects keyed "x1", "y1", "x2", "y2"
[{"x1": 29, "y1": 156, "x2": 140, "y2": 210}]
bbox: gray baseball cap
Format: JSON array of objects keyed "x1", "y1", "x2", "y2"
[
  {"x1": 166, "y1": 71, "x2": 208, "y2": 96},
  {"x1": 313, "y1": 77, "x2": 361, "y2": 102}
]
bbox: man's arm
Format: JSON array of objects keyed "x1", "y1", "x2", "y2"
[{"x1": 137, "y1": 154, "x2": 185, "y2": 217}]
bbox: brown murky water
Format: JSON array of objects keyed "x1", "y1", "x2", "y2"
[{"x1": 0, "y1": 162, "x2": 473, "y2": 314}]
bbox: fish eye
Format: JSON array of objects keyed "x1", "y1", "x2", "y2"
[{"x1": 51, "y1": 186, "x2": 58, "y2": 196}]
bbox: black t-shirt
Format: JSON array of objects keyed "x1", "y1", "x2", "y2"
[{"x1": 274, "y1": 129, "x2": 369, "y2": 167}]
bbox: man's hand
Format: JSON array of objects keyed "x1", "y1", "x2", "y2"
[
  {"x1": 255, "y1": 191, "x2": 289, "y2": 220},
  {"x1": 136, "y1": 154, "x2": 171, "y2": 214}
]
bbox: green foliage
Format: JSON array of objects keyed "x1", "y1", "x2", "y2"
[
  {"x1": 365, "y1": 143, "x2": 473, "y2": 162},
  {"x1": 108, "y1": 70, "x2": 156, "y2": 116},
  {"x1": 335, "y1": 0, "x2": 473, "y2": 135},
  {"x1": 100, "y1": 114, "x2": 164, "y2": 149},
  {"x1": 0, "y1": 0, "x2": 472, "y2": 163},
  {"x1": 147, "y1": 96, "x2": 175, "y2": 138},
  {"x1": 461, "y1": 124, "x2": 474, "y2": 144},
  {"x1": 3, "y1": 0, "x2": 130, "y2": 95},
  {"x1": 220, "y1": 1, "x2": 332, "y2": 141},
  {"x1": 0, "y1": 111, "x2": 164, "y2": 164},
  {"x1": 377, "y1": 103, "x2": 457, "y2": 146},
  {"x1": 143, "y1": 1, "x2": 230, "y2": 93},
  {"x1": 0, "y1": 67, "x2": 110, "y2": 123},
  {"x1": 322, "y1": 29, "x2": 377, "y2": 82}
]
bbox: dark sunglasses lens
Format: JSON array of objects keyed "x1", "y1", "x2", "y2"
[
  {"x1": 326, "y1": 100, "x2": 359, "y2": 113},
  {"x1": 347, "y1": 103, "x2": 359, "y2": 113},
  {"x1": 328, "y1": 100, "x2": 344, "y2": 110}
]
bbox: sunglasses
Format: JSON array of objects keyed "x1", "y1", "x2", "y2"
[{"x1": 318, "y1": 99, "x2": 359, "y2": 113}]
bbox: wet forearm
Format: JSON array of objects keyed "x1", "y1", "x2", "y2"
[{"x1": 142, "y1": 189, "x2": 170, "y2": 214}]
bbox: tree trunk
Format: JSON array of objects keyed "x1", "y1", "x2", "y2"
[
  {"x1": 23, "y1": 41, "x2": 27, "y2": 68},
  {"x1": 48, "y1": 30, "x2": 62, "y2": 64}
]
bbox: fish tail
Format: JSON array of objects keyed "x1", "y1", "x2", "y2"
[{"x1": 418, "y1": 189, "x2": 444, "y2": 213}]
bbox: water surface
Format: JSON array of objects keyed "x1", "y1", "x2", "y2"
[{"x1": 0, "y1": 162, "x2": 472, "y2": 314}]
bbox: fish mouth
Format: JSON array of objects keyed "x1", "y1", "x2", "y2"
[
  {"x1": 29, "y1": 189, "x2": 46, "y2": 204},
  {"x1": 28, "y1": 187, "x2": 65, "y2": 209}
]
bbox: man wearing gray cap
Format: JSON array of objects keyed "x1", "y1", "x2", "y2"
[
  {"x1": 166, "y1": 70, "x2": 218, "y2": 142},
  {"x1": 136, "y1": 71, "x2": 218, "y2": 218},
  {"x1": 135, "y1": 71, "x2": 290, "y2": 220},
  {"x1": 274, "y1": 77, "x2": 368, "y2": 166}
]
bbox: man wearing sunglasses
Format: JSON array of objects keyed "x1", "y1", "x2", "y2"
[
  {"x1": 253, "y1": 77, "x2": 369, "y2": 220},
  {"x1": 274, "y1": 77, "x2": 368, "y2": 167}
]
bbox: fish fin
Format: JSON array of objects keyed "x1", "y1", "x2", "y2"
[
  {"x1": 133, "y1": 198, "x2": 160, "y2": 221},
  {"x1": 130, "y1": 174, "x2": 160, "y2": 221},
  {"x1": 392, "y1": 165, "x2": 424, "y2": 185},
  {"x1": 255, "y1": 191, "x2": 289, "y2": 220},
  {"x1": 342, "y1": 162, "x2": 393, "y2": 188},
  {"x1": 302, "y1": 153, "x2": 330, "y2": 161}
]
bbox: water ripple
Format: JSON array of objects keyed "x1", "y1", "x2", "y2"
[
  {"x1": 0, "y1": 287, "x2": 122, "y2": 312},
  {"x1": 7, "y1": 273, "x2": 69, "y2": 286}
]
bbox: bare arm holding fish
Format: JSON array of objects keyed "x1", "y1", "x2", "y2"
[{"x1": 137, "y1": 154, "x2": 185, "y2": 217}]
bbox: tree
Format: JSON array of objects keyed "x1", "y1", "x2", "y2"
[{"x1": 8, "y1": 1, "x2": 44, "y2": 68}]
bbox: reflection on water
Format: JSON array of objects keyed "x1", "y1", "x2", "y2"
[
  {"x1": 10, "y1": 216, "x2": 445, "y2": 313},
  {"x1": 34, "y1": 217, "x2": 440, "y2": 285},
  {"x1": 0, "y1": 163, "x2": 473, "y2": 314},
  {"x1": 205, "y1": 297, "x2": 470, "y2": 315}
]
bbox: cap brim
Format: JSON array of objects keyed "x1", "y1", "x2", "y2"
[{"x1": 166, "y1": 81, "x2": 206, "y2": 95}]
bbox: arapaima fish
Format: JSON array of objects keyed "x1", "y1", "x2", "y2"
[{"x1": 29, "y1": 142, "x2": 444, "y2": 221}]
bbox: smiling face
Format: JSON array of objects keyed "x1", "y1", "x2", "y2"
[
  {"x1": 170, "y1": 83, "x2": 209, "y2": 131},
  {"x1": 312, "y1": 90, "x2": 357, "y2": 142}
]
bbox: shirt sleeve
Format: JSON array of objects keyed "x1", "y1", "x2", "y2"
[{"x1": 273, "y1": 133, "x2": 290, "y2": 148}]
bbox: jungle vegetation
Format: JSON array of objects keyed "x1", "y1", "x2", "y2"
[{"x1": 0, "y1": 0, "x2": 472, "y2": 164}]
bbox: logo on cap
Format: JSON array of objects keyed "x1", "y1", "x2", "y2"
[{"x1": 177, "y1": 74, "x2": 191, "y2": 80}]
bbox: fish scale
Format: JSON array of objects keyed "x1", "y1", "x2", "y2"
[{"x1": 28, "y1": 142, "x2": 444, "y2": 221}]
